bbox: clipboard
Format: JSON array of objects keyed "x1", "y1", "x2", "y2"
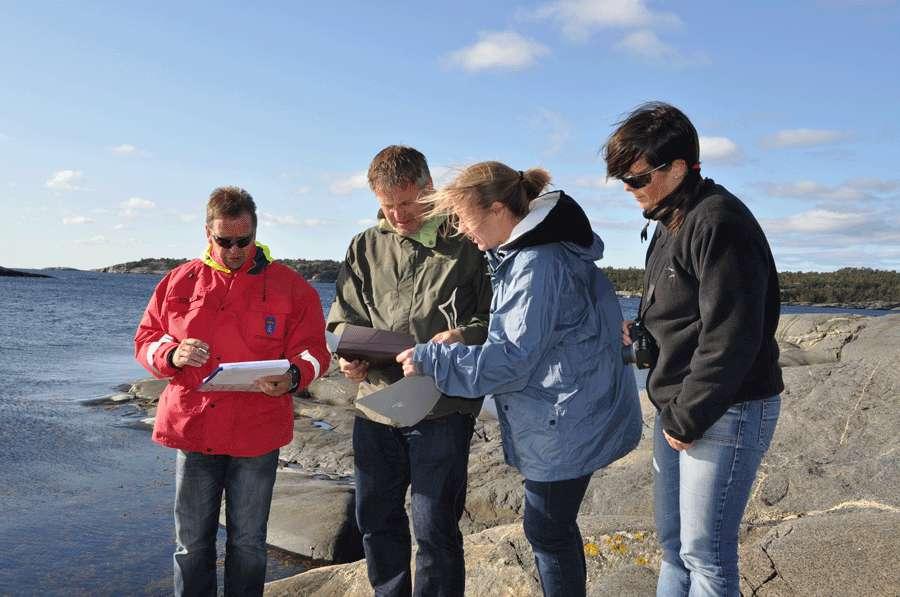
[{"x1": 198, "y1": 359, "x2": 290, "y2": 392}]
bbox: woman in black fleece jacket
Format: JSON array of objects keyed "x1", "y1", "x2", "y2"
[{"x1": 605, "y1": 102, "x2": 784, "y2": 597}]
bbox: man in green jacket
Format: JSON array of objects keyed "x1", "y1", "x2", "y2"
[{"x1": 327, "y1": 145, "x2": 491, "y2": 596}]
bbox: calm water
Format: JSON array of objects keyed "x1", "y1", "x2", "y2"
[
  {"x1": 0, "y1": 269, "x2": 888, "y2": 595},
  {"x1": 0, "y1": 271, "x2": 333, "y2": 596}
]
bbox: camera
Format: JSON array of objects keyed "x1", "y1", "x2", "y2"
[{"x1": 622, "y1": 319, "x2": 658, "y2": 369}]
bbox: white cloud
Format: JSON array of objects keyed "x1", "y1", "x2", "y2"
[
  {"x1": 613, "y1": 29, "x2": 709, "y2": 65},
  {"x1": 46, "y1": 169, "x2": 85, "y2": 191},
  {"x1": 76, "y1": 235, "x2": 108, "y2": 245},
  {"x1": 357, "y1": 218, "x2": 377, "y2": 227},
  {"x1": 119, "y1": 196, "x2": 156, "y2": 218},
  {"x1": 121, "y1": 197, "x2": 155, "y2": 209},
  {"x1": 111, "y1": 144, "x2": 137, "y2": 154},
  {"x1": 62, "y1": 215, "x2": 94, "y2": 225},
  {"x1": 260, "y1": 212, "x2": 330, "y2": 227},
  {"x1": 445, "y1": 31, "x2": 549, "y2": 72},
  {"x1": 762, "y1": 128, "x2": 850, "y2": 148},
  {"x1": 573, "y1": 175, "x2": 620, "y2": 189},
  {"x1": 329, "y1": 171, "x2": 369, "y2": 195},
  {"x1": 763, "y1": 207, "x2": 900, "y2": 271},
  {"x1": 844, "y1": 177, "x2": 900, "y2": 194},
  {"x1": 764, "y1": 209, "x2": 870, "y2": 233},
  {"x1": 616, "y1": 29, "x2": 670, "y2": 58},
  {"x1": 296, "y1": 186, "x2": 312, "y2": 195},
  {"x1": 761, "y1": 178, "x2": 898, "y2": 202},
  {"x1": 699, "y1": 136, "x2": 742, "y2": 163},
  {"x1": 178, "y1": 213, "x2": 199, "y2": 223},
  {"x1": 532, "y1": 0, "x2": 680, "y2": 41}
]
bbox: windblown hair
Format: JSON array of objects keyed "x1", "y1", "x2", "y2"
[
  {"x1": 429, "y1": 161, "x2": 551, "y2": 222},
  {"x1": 367, "y1": 145, "x2": 432, "y2": 193},
  {"x1": 603, "y1": 102, "x2": 704, "y2": 232},
  {"x1": 206, "y1": 186, "x2": 257, "y2": 228}
]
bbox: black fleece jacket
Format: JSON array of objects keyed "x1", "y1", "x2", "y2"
[{"x1": 642, "y1": 179, "x2": 784, "y2": 442}]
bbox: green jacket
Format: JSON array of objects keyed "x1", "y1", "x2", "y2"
[{"x1": 327, "y1": 218, "x2": 492, "y2": 423}]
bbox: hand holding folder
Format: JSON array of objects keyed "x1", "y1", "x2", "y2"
[{"x1": 330, "y1": 324, "x2": 415, "y2": 366}]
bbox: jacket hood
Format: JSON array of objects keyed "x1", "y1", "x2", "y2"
[{"x1": 499, "y1": 191, "x2": 604, "y2": 261}]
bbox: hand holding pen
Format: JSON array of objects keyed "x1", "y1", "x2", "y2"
[{"x1": 172, "y1": 338, "x2": 210, "y2": 368}]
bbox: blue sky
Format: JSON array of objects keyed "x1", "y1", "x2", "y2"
[{"x1": 2, "y1": 1, "x2": 899, "y2": 271}]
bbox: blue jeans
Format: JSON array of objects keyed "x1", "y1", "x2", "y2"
[
  {"x1": 523, "y1": 474, "x2": 592, "y2": 597},
  {"x1": 353, "y1": 413, "x2": 475, "y2": 597},
  {"x1": 173, "y1": 449, "x2": 278, "y2": 597},
  {"x1": 654, "y1": 395, "x2": 781, "y2": 597}
]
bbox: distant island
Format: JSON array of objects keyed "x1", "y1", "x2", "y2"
[
  {"x1": 94, "y1": 257, "x2": 342, "y2": 283},
  {"x1": 603, "y1": 266, "x2": 900, "y2": 310},
  {"x1": 0, "y1": 266, "x2": 53, "y2": 278},
  {"x1": 86, "y1": 261, "x2": 900, "y2": 310}
]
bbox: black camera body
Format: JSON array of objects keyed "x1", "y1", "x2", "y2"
[{"x1": 623, "y1": 319, "x2": 658, "y2": 369}]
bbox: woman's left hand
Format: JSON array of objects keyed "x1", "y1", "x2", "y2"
[
  {"x1": 396, "y1": 348, "x2": 418, "y2": 377},
  {"x1": 663, "y1": 430, "x2": 693, "y2": 451}
]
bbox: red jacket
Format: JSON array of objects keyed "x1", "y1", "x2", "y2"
[{"x1": 134, "y1": 246, "x2": 330, "y2": 457}]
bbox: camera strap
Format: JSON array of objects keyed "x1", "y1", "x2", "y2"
[{"x1": 638, "y1": 282, "x2": 656, "y2": 320}]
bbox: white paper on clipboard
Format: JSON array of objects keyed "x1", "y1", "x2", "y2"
[{"x1": 198, "y1": 359, "x2": 291, "y2": 392}]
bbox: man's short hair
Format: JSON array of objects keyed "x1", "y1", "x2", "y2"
[
  {"x1": 367, "y1": 145, "x2": 431, "y2": 193},
  {"x1": 206, "y1": 186, "x2": 257, "y2": 228}
]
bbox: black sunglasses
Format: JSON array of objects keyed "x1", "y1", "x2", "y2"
[
  {"x1": 212, "y1": 234, "x2": 253, "y2": 249},
  {"x1": 620, "y1": 162, "x2": 668, "y2": 189}
]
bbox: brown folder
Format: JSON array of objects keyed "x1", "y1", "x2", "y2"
[{"x1": 336, "y1": 324, "x2": 416, "y2": 366}]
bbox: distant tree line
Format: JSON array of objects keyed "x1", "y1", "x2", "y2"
[
  {"x1": 97, "y1": 257, "x2": 343, "y2": 282},
  {"x1": 602, "y1": 267, "x2": 644, "y2": 294},
  {"x1": 603, "y1": 266, "x2": 899, "y2": 306},
  {"x1": 98, "y1": 259, "x2": 898, "y2": 306},
  {"x1": 778, "y1": 268, "x2": 900, "y2": 305}
]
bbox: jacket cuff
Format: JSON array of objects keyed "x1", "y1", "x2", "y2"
[
  {"x1": 457, "y1": 324, "x2": 488, "y2": 345},
  {"x1": 147, "y1": 340, "x2": 181, "y2": 378},
  {"x1": 290, "y1": 350, "x2": 326, "y2": 390},
  {"x1": 412, "y1": 343, "x2": 433, "y2": 377},
  {"x1": 660, "y1": 407, "x2": 697, "y2": 443}
]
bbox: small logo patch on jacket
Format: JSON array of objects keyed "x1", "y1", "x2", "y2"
[{"x1": 265, "y1": 316, "x2": 276, "y2": 335}]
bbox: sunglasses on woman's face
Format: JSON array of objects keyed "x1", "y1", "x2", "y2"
[
  {"x1": 620, "y1": 162, "x2": 669, "y2": 189},
  {"x1": 212, "y1": 234, "x2": 253, "y2": 249}
]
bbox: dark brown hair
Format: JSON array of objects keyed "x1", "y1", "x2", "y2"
[
  {"x1": 604, "y1": 102, "x2": 703, "y2": 232},
  {"x1": 206, "y1": 186, "x2": 257, "y2": 228},
  {"x1": 367, "y1": 145, "x2": 431, "y2": 193}
]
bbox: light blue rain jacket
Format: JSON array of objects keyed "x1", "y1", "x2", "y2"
[{"x1": 414, "y1": 192, "x2": 642, "y2": 482}]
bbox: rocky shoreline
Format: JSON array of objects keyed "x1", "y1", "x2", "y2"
[{"x1": 93, "y1": 313, "x2": 900, "y2": 595}]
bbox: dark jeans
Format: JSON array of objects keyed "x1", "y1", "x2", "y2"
[
  {"x1": 353, "y1": 413, "x2": 475, "y2": 597},
  {"x1": 173, "y1": 449, "x2": 278, "y2": 597},
  {"x1": 523, "y1": 474, "x2": 592, "y2": 597}
]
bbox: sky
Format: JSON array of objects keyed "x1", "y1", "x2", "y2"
[{"x1": 2, "y1": 0, "x2": 899, "y2": 272}]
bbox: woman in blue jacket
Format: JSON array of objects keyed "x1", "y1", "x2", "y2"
[{"x1": 396, "y1": 161, "x2": 642, "y2": 597}]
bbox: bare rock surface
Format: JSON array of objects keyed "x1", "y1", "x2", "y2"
[
  {"x1": 265, "y1": 515, "x2": 660, "y2": 596},
  {"x1": 223, "y1": 470, "x2": 363, "y2": 564},
  {"x1": 266, "y1": 313, "x2": 900, "y2": 594},
  {"x1": 739, "y1": 509, "x2": 900, "y2": 596}
]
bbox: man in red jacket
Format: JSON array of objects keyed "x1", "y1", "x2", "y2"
[{"x1": 135, "y1": 186, "x2": 330, "y2": 596}]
